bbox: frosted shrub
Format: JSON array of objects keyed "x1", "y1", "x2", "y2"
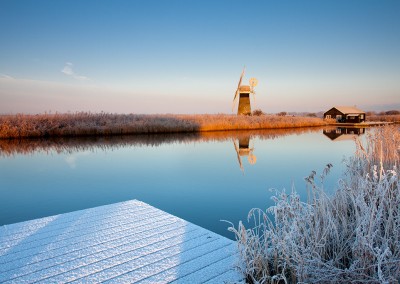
[
  {"x1": 252, "y1": 109, "x2": 264, "y2": 116},
  {"x1": 229, "y1": 125, "x2": 400, "y2": 283}
]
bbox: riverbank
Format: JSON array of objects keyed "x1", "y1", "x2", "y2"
[
  {"x1": 0, "y1": 112, "x2": 327, "y2": 139},
  {"x1": 230, "y1": 125, "x2": 400, "y2": 283}
]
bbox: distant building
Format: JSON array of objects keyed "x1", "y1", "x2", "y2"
[{"x1": 324, "y1": 106, "x2": 366, "y2": 123}]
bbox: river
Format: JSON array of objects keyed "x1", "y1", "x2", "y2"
[{"x1": 0, "y1": 126, "x2": 365, "y2": 239}]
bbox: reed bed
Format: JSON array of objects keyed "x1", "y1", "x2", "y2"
[
  {"x1": 228, "y1": 125, "x2": 400, "y2": 283},
  {"x1": 0, "y1": 112, "x2": 327, "y2": 139},
  {"x1": 367, "y1": 114, "x2": 400, "y2": 123}
]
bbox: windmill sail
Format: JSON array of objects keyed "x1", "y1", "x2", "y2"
[
  {"x1": 232, "y1": 67, "x2": 246, "y2": 111},
  {"x1": 232, "y1": 139, "x2": 244, "y2": 172}
]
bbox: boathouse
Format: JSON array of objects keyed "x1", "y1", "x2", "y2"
[{"x1": 324, "y1": 106, "x2": 366, "y2": 123}]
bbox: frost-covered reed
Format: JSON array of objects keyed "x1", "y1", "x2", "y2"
[
  {"x1": 229, "y1": 125, "x2": 400, "y2": 283},
  {"x1": 0, "y1": 112, "x2": 326, "y2": 139}
]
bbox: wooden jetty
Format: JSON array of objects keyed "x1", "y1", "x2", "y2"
[
  {"x1": 329, "y1": 121, "x2": 394, "y2": 127},
  {"x1": 0, "y1": 200, "x2": 242, "y2": 283}
]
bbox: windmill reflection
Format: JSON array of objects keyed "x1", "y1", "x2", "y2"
[{"x1": 233, "y1": 136, "x2": 256, "y2": 172}]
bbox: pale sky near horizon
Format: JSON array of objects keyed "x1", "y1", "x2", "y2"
[{"x1": 0, "y1": 0, "x2": 399, "y2": 114}]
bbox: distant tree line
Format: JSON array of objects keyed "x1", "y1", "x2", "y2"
[
  {"x1": 252, "y1": 110, "x2": 317, "y2": 117},
  {"x1": 366, "y1": 110, "x2": 400, "y2": 116},
  {"x1": 249, "y1": 109, "x2": 399, "y2": 118},
  {"x1": 366, "y1": 110, "x2": 400, "y2": 122}
]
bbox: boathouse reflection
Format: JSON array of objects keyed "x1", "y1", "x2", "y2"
[
  {"x1": 323, "y1": 127, "x2": 365, "y2": 141},
  {"x1": 233, "y1": 136, "x2": 256, "y2": 172}
]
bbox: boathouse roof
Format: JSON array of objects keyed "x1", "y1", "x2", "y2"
[{"x1": 325, "y1": 106, "x2": 365, "y2": 115}]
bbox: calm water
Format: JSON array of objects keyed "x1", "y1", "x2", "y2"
[{"x1": 0, "y1": 127, "x2": 365, "y2": 239}]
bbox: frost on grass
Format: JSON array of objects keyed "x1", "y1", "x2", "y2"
[
  {"x1": 0, "y1": 112, "x2": 326, "y2": 139},
  {"x1": 229, "y1": 126, "x2": 400, "y2": 283}
]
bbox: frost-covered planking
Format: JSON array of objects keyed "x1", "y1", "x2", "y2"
[{"x1": 0, "y1": 199, "x2": 242, "y2": 283}]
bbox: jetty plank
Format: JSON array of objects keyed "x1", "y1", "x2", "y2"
[{"x1": 0, "y1": 199, "x2": 242, "y2": 283}]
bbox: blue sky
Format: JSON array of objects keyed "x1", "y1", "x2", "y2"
[{"x1": 1, "y1": 0, "x2": 399, "y2": 114}]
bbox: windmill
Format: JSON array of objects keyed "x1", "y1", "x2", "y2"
[{"x1": 232, "y1": 67, "x2": 259, "y2": 115}]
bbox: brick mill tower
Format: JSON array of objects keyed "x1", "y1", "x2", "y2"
[{"x1": 232, "y1": 67, "x2": 258, "y2": 115}]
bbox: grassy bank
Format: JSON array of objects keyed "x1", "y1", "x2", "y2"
[
  {"x1": 0, "y1": 112, "x2": 327, "y2": 139},
  {"x1": 229, "y1": 125, "x2": 400, "y2": 283}
]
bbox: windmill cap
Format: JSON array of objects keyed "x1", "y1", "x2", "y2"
[{"x1": 239, "y1": 85, "x2": 251, "y2": 93}]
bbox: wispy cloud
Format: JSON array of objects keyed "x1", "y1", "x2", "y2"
[
  {"x1": 0, "y1": 73, "x2": 14, "y2": 80},
  {"x1": 61, "y1": 62, "x2": 89, "y2": 81},
  {"x1": 65, "y1": 151, "x2": 90, "y2": 169}
]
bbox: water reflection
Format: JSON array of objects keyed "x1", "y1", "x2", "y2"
[
  {"x1": 323, "y1": 127, "x2": 366, "y2": 141},
  {"x1": 233, "y1": 136, "x2": 256, "y2": 172},
  {"x1": 0, "y1": 127, "x2": 327, "y2": 157}
]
